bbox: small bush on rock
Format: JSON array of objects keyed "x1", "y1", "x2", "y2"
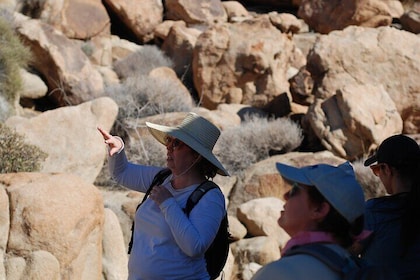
[
  {"x1": 114, "y1": 45, "x2": 174, "y2": 79},
  {"x1": 106, "y1": 75, "x2": 194, "y2": 120},
  {"x1": 0, "y1": 123, "x2": 48, "y2": 173},
  {"x1": 352, "y1": 160, "x2": 386, "y2": 200},
  {"x1": 215, "y1": 116, "x2": 303, "y2": 175},
  {"x1": 105, "y1": 74, "x2": 195, "y2": 138},
  {"x1": 0, "y1": 11, "x2": 31, "y2": 121},
  {"x1": 127, "y1": 135, "x2": 167, "y2": 167}
]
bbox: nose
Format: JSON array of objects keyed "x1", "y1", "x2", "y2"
[{"x1": 283, "y1": 191, "x2": 290, "y2": 201}]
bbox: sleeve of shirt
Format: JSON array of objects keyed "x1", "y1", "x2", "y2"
[
  {"x1": 159, "y1": 188, "x2": 226, "y2": 257},
  {"x1": 107, "y1": 148, "x2": 163, "y2": 193},
  {"x1": 364, "y1": 199, "x2": 376, "y2": 230}
]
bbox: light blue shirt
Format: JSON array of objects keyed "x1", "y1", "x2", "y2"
[{"x1": 109, "y1": 150, "x2": 225, "y2": 280}]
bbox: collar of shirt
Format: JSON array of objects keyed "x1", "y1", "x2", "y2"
[{"x1": 281, "y1": 231, "x2": 336, "y2": 256}]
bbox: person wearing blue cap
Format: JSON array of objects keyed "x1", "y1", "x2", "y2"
[
  {"x1": 360, "y1": 134, "x2": 420, "y2": 279},
  {"x1": 252, "y1": 162, "x2": 367, "y2": 280}
]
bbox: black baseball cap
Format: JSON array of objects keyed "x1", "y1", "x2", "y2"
[{"x1": 364, "y1": 134, "x2": 420, "y2": 167}]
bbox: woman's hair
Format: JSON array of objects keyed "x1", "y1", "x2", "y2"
[
  {"x1": 196, "y1": 156, "x2": 218, "y2": 179},
  {"x1": 306, "y1": 186, "x2": 364, "y2": 248},
  {"x1": 391, "y1": 161, "x2": 420, "y2": 252}
]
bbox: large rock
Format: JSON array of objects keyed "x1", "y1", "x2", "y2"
[
  {"x1": 16, "y1": 0, "x2": 111, "y2": 40},
  {"x1": 301, "y1": 26, "x2": 419, "y2": 146},
  {"x1": 237, "y1": 197, "x2": 289, "y2": 247},
  {"x1": 165, "y1": 0, "x2": 227, "y2": 24},
  {"x1": 401, "y1": 4, "x2": 420, "y2": 34},
  {"x1": 103, "y1": 0, "x2": 163, "y2": 43},
  {"x1": 5, "y1": 97, "x2": 118, "y2": 184},
  {"x1": 193, "y1": 15, "x2": 296, "y2": 110},
  {"x1": 298, "y1": 0, "x2": 393, "y2": 34},
  {"x1": 161, "y1": 23, "x2": 201, "y2": 89},
  {"x1": 102, "y1": 208, "x2": 128, "y2": 280},
  {"x1": 1, "y1": 172, "x2": 104, "y2": 280},
  {"x1": 232, "y1": 236, "x2": 280, "y2": 266},
  {"x1": 228, "y1": 151, "x2": 345, "y2": 215},
  {"x1": 307, "y1": 84, "x2": 403, "y2": 160},
  {"x1": 14, "y1": 14, "x2": 104, "y2": 107}
]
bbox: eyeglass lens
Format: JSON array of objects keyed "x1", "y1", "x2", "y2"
[
  {"x1": 166, "y1": 137, "x2": 183, "y2": 149},
  {"x1": 370, "y1": 164, "x2": 383, "y2": 176},
  {"x1": 289, "y1": 182, "x2": 304, "y2": 197}
]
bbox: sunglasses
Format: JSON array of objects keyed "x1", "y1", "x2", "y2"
[
  {"x1": 370, "y1": 163, "x2": 385, "y2": 176},
  {"x1": 165, "y1": 136, "x2": 184, "y2": 150},
  {"x1": 288, "y1": 182, "x2": 305, "y2": 197}
]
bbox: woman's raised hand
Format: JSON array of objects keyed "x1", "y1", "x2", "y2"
[{"x1": 97, "y1": 127, "x2": 123, "y2": 156}]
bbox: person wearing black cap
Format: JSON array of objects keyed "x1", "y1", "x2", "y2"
[{"x1": 361, "y1": 134, "x2": 420, "y2": 279}]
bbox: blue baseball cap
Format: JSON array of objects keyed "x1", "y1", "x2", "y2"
[{"x1": 276, "y1": 161, "x2": 365, "y2": 224}]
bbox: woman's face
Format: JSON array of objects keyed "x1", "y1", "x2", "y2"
[
  {"x1": 278, "y1": 183, "x2": 320, "y2": 237},
  {"x1": 370, "y1": 163, "x2": 394, "y2": 194},
  {"x1": 165, "y1": 136, "x2": 199, "y2": 176}
]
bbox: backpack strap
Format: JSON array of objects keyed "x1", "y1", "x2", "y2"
[
  {"x1": 283, "y1": 243, "x2": 357, "y2": 276},
  {"x1": 128, "y1": 168, "x2": 172, "y2": 254},
  {"x1": 183, "y1": 180, "x2": 230, "y2": 280},
  {"x1": 184, "y1": 180, "x2": 219, "y2": 215},
  {"x1": 139, "y1": 168, "x2": 172, "y2": 206}
]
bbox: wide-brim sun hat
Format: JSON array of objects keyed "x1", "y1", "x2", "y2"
[
  {"x1": 364, "y1": 134, "x2": 420, "y2": 167},
  {"x1": 146, "y1": 112, "x2": 229, "y2": 176},
  {"x1": 276, "y1": 161, "x2": 365, "y2": 224}
]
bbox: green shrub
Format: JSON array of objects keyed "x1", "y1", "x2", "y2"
[
  {"x1": 0, "y1": 11, "x2": 31, "y2": 114},
  {"x1": 0, "y1": 123, "x2": 48, "y2": 173},
  {"x1": 113, "y1": 45, "x2": 174, "y2": 79},
  {"x1": 215, "y1": 115, "x2": 303, "y2": 175}
]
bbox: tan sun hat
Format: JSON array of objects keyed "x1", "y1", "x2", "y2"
[{"x1": 145, "y1": 112, "x2": 229, "y2": 176}]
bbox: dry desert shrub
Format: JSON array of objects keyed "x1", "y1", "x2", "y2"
[
  {"x1": 104, "y1": 74, "x2": 195, "y2": 139},
  {"x1": 126, "y1": 135, "x2": 167, "y2": 167},
  {"x1": 96, "y1": 135, "x2": 166, "y2": 189},
  {"x1": 0, "y1": 10, "x2": 31, "y2": 121},
  {"x1": 106, "y1": 75, "x2": 194, "y2": 120},
  {"x1": 352, "y1": 160, "x2": 386, "y2": 200},
  {"x1": 114, "y1": 45, "x2": 174, "y2": 79},
  {"x1": 0, "y1": 123, "x2": 47, "y2": 173},
  {"x1": 215, "y1": 115, "x2": 303, "y2": 175}
]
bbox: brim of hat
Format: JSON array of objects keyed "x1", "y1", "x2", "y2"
[
  {"x1": 363, "y1": 154, "x2": 377, "y2": 166},
  {"x1": 146, "y1": 122, "x2": 229, "y2": 176},
  {"x1": 276, "y1": 163, "x2": 312, "y2": 185}
]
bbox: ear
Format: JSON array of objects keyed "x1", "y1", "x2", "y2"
[
  {"x1": 382, "y1": 163, "x2": 393, "y2": 176},
  {"x1": 311, "y1": 201, "x2": 330, "y2": 221}
]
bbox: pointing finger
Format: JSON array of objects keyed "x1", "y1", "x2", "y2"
[{"x1": 97, "y1": 127, "x2": 112, "y2": 140}]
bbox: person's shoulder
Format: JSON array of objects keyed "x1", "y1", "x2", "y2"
[
  {"x1": 252, "y1": 259, "x2": 293, "y2": 280},
  {"x1": 200, "y1": 181, "x2": 225, "y2": 198},
  {"x1": 366, "y1": 193, "x2": 407, "y2": 210},
  {"x1": 253, "y1": 252, "x2": 340, "y2": 280}
]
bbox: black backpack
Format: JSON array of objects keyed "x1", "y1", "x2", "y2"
[
  {"x1": 128, "y1": 168, "x2": 230, "y2": 280},
  {"x1": 283, "y1": 243, "x2": 400, "y2": 280}
]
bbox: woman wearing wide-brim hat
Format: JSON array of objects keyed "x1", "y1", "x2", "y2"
[{"x1": 98, "y1": 112, "x2": 229, "y2": 280}]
